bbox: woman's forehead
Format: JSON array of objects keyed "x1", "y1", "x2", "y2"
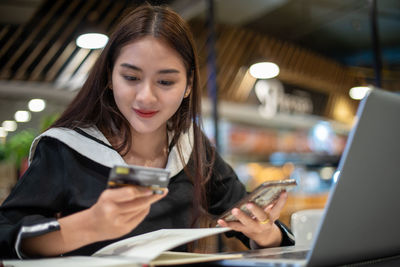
[{"x1": 115, "y1": 36, "x2": 187, "y2": 70}]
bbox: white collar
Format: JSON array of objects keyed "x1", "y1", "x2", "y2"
[{"x1": 29, "y1": 126, "x2": 194, "y2": 177}]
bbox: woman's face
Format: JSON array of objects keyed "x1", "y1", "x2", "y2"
[{"x1": 111, "y1": 36, "x2": 190, "y2": 135}]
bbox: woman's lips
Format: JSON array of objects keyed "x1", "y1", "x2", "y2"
[{"x1": 133, "y1": 108, "x2": 158, "y2": 118}]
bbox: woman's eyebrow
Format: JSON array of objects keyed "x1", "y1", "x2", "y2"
[
  {"x1": 120, "y1": 63, "x2": 180, "y2": 74},
  {"x1": 158, "y1": 69, "x2": 180, "y2": 74},
  {"x1": 120, "y1": 63, "x2": 141, "y2": 71}
]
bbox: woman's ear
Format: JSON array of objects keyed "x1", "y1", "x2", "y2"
[
  {"x1": 184, "y1": 75, "x2": 193, "y2": 98},
  {"x1": 184, "y1": 85, "x2": 191, "y2": 98}
]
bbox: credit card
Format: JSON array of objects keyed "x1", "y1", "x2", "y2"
[{"x1": 108, "y1": 165, "x2": 170, "y2": 194}]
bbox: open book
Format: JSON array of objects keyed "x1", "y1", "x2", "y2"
[
  {"x1": 4, "y1": 228, "x2": 242, "y2": 267},
  {"x1": 92, "y1": 227, "x2": 243, "y2": 266}
]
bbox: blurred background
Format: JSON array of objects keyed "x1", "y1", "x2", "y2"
[{"x1": 0, "y1": 0, "x2": 399, "y2": 249}]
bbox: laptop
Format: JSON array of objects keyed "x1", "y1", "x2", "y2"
[{"x1": 217, "y1": 88, "x2": 400, "y2": 267}]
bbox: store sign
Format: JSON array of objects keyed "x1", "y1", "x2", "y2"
[{"x1": 255, "y1": 79, "x2": 314, "y2": 118}]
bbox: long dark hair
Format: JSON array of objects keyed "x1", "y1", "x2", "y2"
[{"x1": 52, "y1": 4, "x2": 215, "y2": 228}]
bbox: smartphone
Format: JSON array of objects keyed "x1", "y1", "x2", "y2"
[
  {"x1": 218, "y1": 179, "x2": 297, "y2": 223},
  {"x1": 108, "y1": 165, "x2": 170, "y2": 194}
]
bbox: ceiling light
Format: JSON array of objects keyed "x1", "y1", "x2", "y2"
[
  {"x1": 349, "y1": 86, "x2": 371, "y2": 100},
  {"x1": 320, "y1": 166, "x2": 335, "y2": 180},
  {"x1": 28, "y1": 98, "x2": 46, "y2": 112},
  {"x1": 249, "y1": 62, "x2": 280, "y2": 79},
  {"x1": 76, "y1": 33, "x2": 108, "y2": 49},
  {"x1": 14, "y1": 110, "x2": 31, "y2": 122},
  {"x1": 2, "y1": 120, "x2": 17, "y2": 132}
]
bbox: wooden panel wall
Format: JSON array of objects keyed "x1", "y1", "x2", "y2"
[
  {"x1": 193, "y1": 22, "x2": 361, "y2": 97},
  {"x1": 191, "y1": 21, "x2": 363, "y2": 121}
]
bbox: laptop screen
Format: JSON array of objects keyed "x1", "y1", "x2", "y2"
[{"x1": 308, "y1": 89, "x2": 400, "y2": 266}]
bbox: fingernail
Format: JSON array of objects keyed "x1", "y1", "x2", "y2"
[
  {"x1": 246, "y1": 203, "x2": 253, "y2": 209},
  {"x1": 232, "y1": 208, "x2": 239, "y2": 215}
]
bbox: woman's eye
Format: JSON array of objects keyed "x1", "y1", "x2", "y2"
[
  {"x1": 159, "y1": 80, "x2": 174, "y2": 86},
  {"x1": 123, "y1": 75, "x2": 139, "y2": 81}
]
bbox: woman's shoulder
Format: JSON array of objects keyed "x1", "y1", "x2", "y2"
[{"x1": 29, "y1": 126, "x2": 125, "y2": 168}]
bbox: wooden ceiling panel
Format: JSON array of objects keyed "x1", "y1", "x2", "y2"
[{"x1": 0, "y1": 0, "x2": 134, "y2": 89}]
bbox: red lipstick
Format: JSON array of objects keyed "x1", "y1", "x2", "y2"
[{"x1": 134, "y1": 108, "x2": 158, "y2": 118}]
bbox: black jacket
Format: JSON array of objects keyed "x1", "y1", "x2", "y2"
[{"x1": 0, "y1": 127, "x2": 294, "y2": 259}]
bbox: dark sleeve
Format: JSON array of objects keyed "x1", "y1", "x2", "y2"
[
  {"x1": 207, "y1": 152, "x2": 247, "y2": 216},
  {"x1": 207, "y1": 151, "x2": 295, "y2": 248},
  {"x1": 0, "y1": 138, "x2": 68, "y2": 259}
]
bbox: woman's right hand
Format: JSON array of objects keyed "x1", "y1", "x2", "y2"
[
  {"x1": 87, "y1": 186, "x2": 168, "y2": 242},
  {"x1": 21, "y1": 186, "x2": 167, "y2": 257}
]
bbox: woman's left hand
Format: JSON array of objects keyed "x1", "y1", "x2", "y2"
[{"x1": 217, "y1": 191, "x2": 288, "y2": 248}]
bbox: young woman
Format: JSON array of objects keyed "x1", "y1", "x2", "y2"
[{"x1": 0, "y1": 4, "x2": 294, "y2": 259}]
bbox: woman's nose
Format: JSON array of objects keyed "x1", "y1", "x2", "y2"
[{"x1": 136, "y1": 81, "x2": 157, "y2": 104}]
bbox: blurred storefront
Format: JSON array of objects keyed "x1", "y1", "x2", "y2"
[
  {"x1": 202, "y1": 78, "x2": 351, "y2": 226},
  {"x1": 192, "y1": 17, "x2": 364, "y2": 227}
]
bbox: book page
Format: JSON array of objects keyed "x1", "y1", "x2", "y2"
[
  {"x1": 3, "y1": 256, "x2": 139, "y2": 267},
  {"x1": 93, "y1": 228, "x2": 230, "y2": 263}
]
